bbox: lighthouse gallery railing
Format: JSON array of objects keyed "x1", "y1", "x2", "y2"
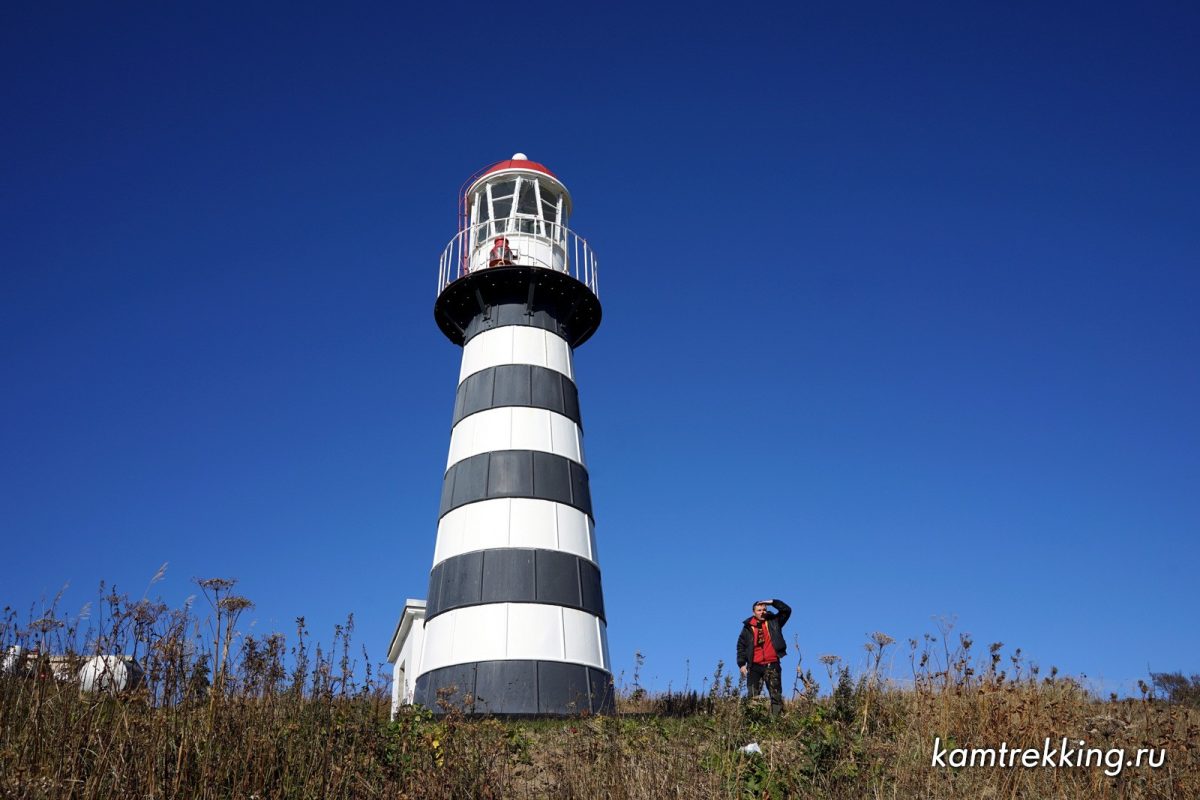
[{"x1": 437, "y1": 221, "x2": 599, "y2": 298}]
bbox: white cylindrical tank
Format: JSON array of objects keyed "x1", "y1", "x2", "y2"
[
  {"x1": 1, "y1": 645, "x2": 25, "y2": 674},
  {"x1": 79, "y1": 655, "x2": 144, "y2": 693}
]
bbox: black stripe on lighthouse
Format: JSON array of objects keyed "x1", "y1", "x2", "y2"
[
  {"x1": 439, "y1": 450, "x2": 592, "y2": 519},
  {"x1": 460, "y1": 301, "x2": 577, "y2": 346},
  {"x1": 414, "y1": 661, "x2": 615, "y2": 716},
  {"x1": 425, "y1": 549, "x2": 605, "y2": 621},
  {"x1": 452, "y1": 364, "x2": 581, "y2": 427}
]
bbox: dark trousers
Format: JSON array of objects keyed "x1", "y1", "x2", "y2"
[{"x1": 747, "y1": 661, "x2": 784, "y2": 716}]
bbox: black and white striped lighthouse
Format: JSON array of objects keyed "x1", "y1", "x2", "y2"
[{"x1": 413, "y1": 154, "x2": 612, "y2": 715}]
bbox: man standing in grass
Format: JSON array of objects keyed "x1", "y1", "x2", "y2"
[{"x1": 737, "y1": 599, "x2": 791, "y2": 717}]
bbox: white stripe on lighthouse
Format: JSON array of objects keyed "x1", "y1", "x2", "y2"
[
  {"x1": 418, "y1": 603, "x2": 610, "y2": 675},
  {"x1": 446, "y1": 407, "x2": 585, "y2": 471},
  {"x1": 433, "y1": 498, "x2": 597, "y2": 566},
  {"x1": 459, "y1": 326, "x2": 574, "y2": 385}
]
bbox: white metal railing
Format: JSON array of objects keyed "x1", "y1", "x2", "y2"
[{"x1": 437, "y1": 221, "x2": 599, "y2": 298}]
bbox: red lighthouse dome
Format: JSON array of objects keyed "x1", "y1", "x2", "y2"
[{"x1": 478, "y1": 152, "x2": 558, "y2": 180}]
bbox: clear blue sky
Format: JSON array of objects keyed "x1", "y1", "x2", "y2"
[{"x1": 3, "y1": 3, "x2": 1197, "y2": 696}]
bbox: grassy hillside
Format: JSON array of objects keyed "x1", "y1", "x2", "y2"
[{"x1": 1, "y1": 582, "x2": 1195, "y2": 798}]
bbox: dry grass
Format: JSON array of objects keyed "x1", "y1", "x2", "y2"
[{"x1": 1, "y1": 582, "x2": 1196, "y2": 798}]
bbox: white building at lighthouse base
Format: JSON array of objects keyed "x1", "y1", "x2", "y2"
[{"x1": 386, "y1": 599, "x2": 426, "y2": 718}]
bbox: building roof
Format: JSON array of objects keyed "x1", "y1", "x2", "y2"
[{"x1": 387, "y1": 599, "x2": 427, "y2": 663}]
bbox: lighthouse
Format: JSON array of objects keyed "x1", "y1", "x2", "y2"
[{"x1": 410, "y1": 154, "x2": 612, "y2": 715}]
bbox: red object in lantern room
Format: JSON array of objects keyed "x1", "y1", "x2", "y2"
[{"x1": 488, "y1": 237, "x2": 514, "y2": 267}]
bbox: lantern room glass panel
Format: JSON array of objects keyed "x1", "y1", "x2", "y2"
[{"x1": 472, "y1": 191, "x2": 491, "y2": 247}]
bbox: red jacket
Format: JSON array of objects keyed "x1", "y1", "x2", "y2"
[{"x1": 736, "y1": 599, "x2": 791, "y2": 668}]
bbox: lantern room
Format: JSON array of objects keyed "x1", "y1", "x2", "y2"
[
  {"x1": 436, "y1": 153, "x2": 601, "y2": 347},
  {"x1": 463, "y1": 153, "x2": 572, "y2": 274}
]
